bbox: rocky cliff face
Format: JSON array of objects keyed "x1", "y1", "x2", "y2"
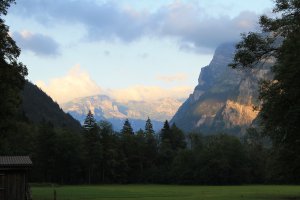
[{"x1": 171, "y1": 43, "x2": 272, "y2": 135}]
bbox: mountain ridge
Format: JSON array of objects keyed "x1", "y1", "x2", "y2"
[
  {"x1": 62, "y1": 94, "x2": 184, "y2": 131},
  {"x1": 21, "y1": 81, "x2": 82, "y2": 132}
]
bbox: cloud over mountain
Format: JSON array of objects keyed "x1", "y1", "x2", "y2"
[
  {"x1": 36, "y1": 65, "x2": 192, "y2": 104},
  {"x1": 36, "y1": 65, "x2": 101, "y2": 103}
]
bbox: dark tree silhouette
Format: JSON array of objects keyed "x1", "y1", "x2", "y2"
[
  {"x1": 145, "y1": 117, "x2": 154, "y2": 135},
  {"x1": 83, "y1": 110, "x2": 96, "y2": 131},
  {"x1": 231, "y1": 0, "x2": 300, "y2": 182},
  {"x1": 0, "y1": 0, "x2": 28, "y2": 153},
  {"x1": 121, "y1": 119, "x2": 134, "y2": 135}
]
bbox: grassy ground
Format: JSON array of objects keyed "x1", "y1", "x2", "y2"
[{"x1": 32, "y1": 185, "x2": 300, "y2": 200}]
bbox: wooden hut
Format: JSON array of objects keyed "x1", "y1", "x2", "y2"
[{"x1": 0, "y1": 156, "x2": 32, "y2": 200}]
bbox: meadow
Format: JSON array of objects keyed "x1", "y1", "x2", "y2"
[{"x1": 32, "y1": 185, "x2": 300, "y2": 200}]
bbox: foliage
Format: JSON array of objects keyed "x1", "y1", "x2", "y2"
[
  {"x1": 24, "y1": 114, "x2": 266, "y2": 185},
  {"x1": 145, "y1": 117, "x2": 154, "y2": 135},
  {"x1": 0, "y1": 107, "x2": 271, "y2": 185},
  {"x1": 230, "y1": 0, "x2": 300, "y2": 183},
  {"x1": 160, "y1": 120, "x2": 171, "y2": 141},
  {"x1": 121, "y1": 119, "x2": 134, "y2": 135},
  {"x1": 83, "y1": 110, "x2": 96, "y2": 131},
  {"x1": 0, "y1": 0, "x2": 27, "y2": 141},
  {"x1": 170, "y1": 123, "x2": 186, "y2": 151},
  {"x1": 0, "y1": 0, "x2": 15, "y2": 16},
  {"x1": 33, "y1": 122, "x2": 59, "y2": 182},
  {"x1": 83, "y1": 112, "x2": 102, "y2": 183}
]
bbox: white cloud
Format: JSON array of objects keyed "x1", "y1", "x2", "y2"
[
  {"x1": 156, "y1": 73, "x2": 188, "y2": 83},
  {"x1": 36, "y1": 65, "x2": 101, "y2": 103}
]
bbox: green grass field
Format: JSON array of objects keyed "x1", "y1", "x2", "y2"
[{"x1": 32, "y1": 185, "x2": 300, "y2": 200}]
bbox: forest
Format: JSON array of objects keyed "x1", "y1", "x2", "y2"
[{"x1": 0, "y1": 111, "x2": 293, "y2": 185}]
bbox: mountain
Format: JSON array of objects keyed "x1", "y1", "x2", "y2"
[
  {"x1": 170, "y1": 43, "x2": 273, "y2": 135},
  {"x1": 21, "y1": 81, "x2": 81, "y2": 132},
  {"x1": 62, "y1": 95, "x2": 183, "y2": 131}
]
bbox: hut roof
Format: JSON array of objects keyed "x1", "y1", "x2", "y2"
[{"x1": 0, "y1": 156, "x2": 32, "y2": 167}]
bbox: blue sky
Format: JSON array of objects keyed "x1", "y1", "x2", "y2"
[{"x1": 5, "y1": 0, "x2": 273, "y2": 103}]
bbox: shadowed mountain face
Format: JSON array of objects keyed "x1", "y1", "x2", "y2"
[
  {"x1": 62, "y1": 95, "x2": 184, "y2": 131},
  {"x1": 21, "y1": 82, "x2": 82, "y2": 132},
  {"x1": 171, "y1": 43, "x2": 273, "y2": 135}
]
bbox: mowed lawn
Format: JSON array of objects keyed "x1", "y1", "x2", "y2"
[{"x1": 32, "y1": 185, "x2": 300, "y2": 200}]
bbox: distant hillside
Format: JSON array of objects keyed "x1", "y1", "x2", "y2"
[
  {"x1": 62, "y1": 95, "x2": 184, "y2": 131},
  {"x1": 171, "y1": 43, "x2": 273, "y2": 135},
  {"x1": 21, "y1": 82, "x2": 81, "y2": 132}
]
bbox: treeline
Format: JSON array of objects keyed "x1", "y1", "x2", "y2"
[{"x1": 2, "y1": 110, "x2": 288, "y2": 185}]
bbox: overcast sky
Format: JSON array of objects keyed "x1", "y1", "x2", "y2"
[{"x1": 5, "y1": 0, "x2": 273, "y2": 103}]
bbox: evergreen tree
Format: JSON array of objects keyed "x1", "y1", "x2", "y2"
[
  {"x1": 231, "y1": 0, "x2": 300, "y2": 183},
  {"x1": 55, "y1": 128, "x2": 83, "y2": 184},
  {"x1": 120, "y1": 119, "x2": 136, "y2": 182},
  {"x1": 144, "y1": 117, "x2": 157, "y2": 175},
  {"x1": 160, "y1": 120, "x2": 171, "y2": 141},
  {"x1": 170, "y1": 123, "x2": 186, "y2": 151},
  {"x1": 121, "y1": 119, "x2": 134, "y2": 135},
  {"x1": 83, "y1": 123, "x2": 102, "y2": 184},
  {"x1": 34, "y1": 121, "x2": 58, "y2": 182},
  {"x1": 144, "y1": 127, "x2": 158, "y2": 182},
  {"x1": 98, "y1": 120, "x2": 120, "y2": 183},
  {"x1": 157, "y1": 120, "x2": 174, "y2": 182},
  {"x1": 83, "y1": 111, "x2": 101, "y2": 183},
  {"x1": 98, "y1": 120, "x2": 114, "y2": 135},
  {"x1": 83, "y1": 110, "x2": 96, "y2": 130},
  {"x1": 145, "y1": 117, "x2": 154, "y2": 135},
  {"x1": 136, "y1": 129, "x2": 145, "y2": 136},
  {"x1": 135, "y1": 129, "x2": 147, "y2": 181},
  {"x1": 0, "y1": 0, "x2": 28, "y2": 150}
]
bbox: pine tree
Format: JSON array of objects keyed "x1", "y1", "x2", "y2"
[
  {"x1": 145, "y1": 117, "x2": 154, "y2": 135},
  {"x1": 83, "y1": 110, "x2": 96, "y2": 131},
  {"x1": 144, "y1": 120, "x2": 158, "y2": 179},
  {"x1": 160, "y1": 120, "x2": 171, "y2": 141},
  {"x1": 157, "y1": 120, "x2": 173, "y2": 182},
  {"x1": 82, "y1": 110, "x2": 101, "y2": 183},
  {"x1": 35, "y1": 121, "x2": 58, "y2": 182},
  {"x1": 121, "y1": 119, "x2": 134, "y2": 135},
  {"x1": 120, "y1": 119, "x2": 135, "y2": 182},
  {"x1": 170, "y1": 123, "x2": 186, "y2": 151}
]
